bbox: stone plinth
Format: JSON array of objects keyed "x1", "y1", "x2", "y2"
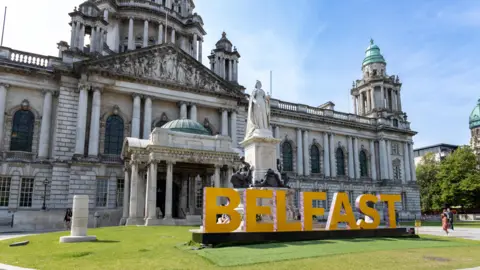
[
  {"x1": 240, "y1": 129, "x2": 281, "y2": 184},
  {"x1": 60, "y1": 195, "x2": 97, "y2": 243}
]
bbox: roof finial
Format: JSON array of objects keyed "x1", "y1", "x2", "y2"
[
  {"x1": 222, "y1": 31, "x2": 226, "y2": 38},
  {"x1": 370, "y1": 38, "x2": 374, "y2": 45}
]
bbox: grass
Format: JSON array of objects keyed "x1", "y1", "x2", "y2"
[
  {"x1": 401, "y1": 221, "x2": 480, "y2": 228},
  {"x1": 0, "y1": 226, "x2": 479, "y2": 270}
]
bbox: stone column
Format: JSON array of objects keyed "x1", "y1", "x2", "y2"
[
  {"x1": 381, "y1": 87, "x2": 386, "y2": 108},
  {"x1": 131, "y1": 94, "x2": 141, "y2": 138},
  {"x1": 379, "y1": 139, "x2": 387, "y2": 179},
  {"x1": 370, "y1": 88, "x2": 375, "y2": 111},
  {"x1": 296, "y1": 129, "x2": 303, "y2": 176},
  {"x1": 403, "y1": 142, "x2": 410, "y2": 183},
  {"x1": 221, "y1": 109, "x2": 228, "y2": 136},
  {"x1": 359, "y1": 94, "x2": 364, "y2": 115},
  {"x1": 143, "y1": 96, "x2": 152, "y2": 139},
  {"x1": 75, "y1": 85, "x2": 89, "y2": 155},
  {"x1": 369, "y1": 140, "x2": 377, "y2": 180},
  {"x1": 230, "y1": 110, "x2": 237, "y2": 146},
  {"x1": 90, "y1": 27, "x2": 97, "y2": 52},
  {"x1": 121, "y1": 167, "x2": 131, "y2": 223},
  {"x1": 228, "y1": 59, "x2": 233, "y2": 81},
  {"x1": 189, "y1": 103, "x2": 197, "y2": 122},
  {"x1": 227, "y1": 166, "x2": 234, "y2": 188},
  {"x1": 126, "y1": 161, "x2": 139, "y2": 225},
  {"x1": 352, "y1": 96, "x2": 357, "y2": 114},
  {"x1": 409, "y1": 143, "x2": 417, "y2": 181},
  {"x1": 38, "y1": 90, "x2": 54, "y2": 159},
  {"x1": 179, "y1": 101, "x2": 187, "y2": 119},
  {"x1": 354, "y1": 138, "x2": 360, "y2": 179},
  {"x1": 235, "y1": 60, "x2": 239, "y2": 81},
  {"x1": 88, "y1": 87, "x2": 102, "y2": 156},
  {"x1": 146, "y1": 161, "x2": 158, "y2": 224},
  {"x1": 70, "y1": 21, "x2": 77, "y2": 48},
  {"x1": 323, "y1": 133, "x2": 330, "y2": 177},
  {"x1": 143, "y1": 20, "x2": 149, "y2": 48},
  {"x1": 198, "y1": 39, "x2": 203, "y2": 63},
  {"x1": 158, "y1": 23, "x2": 164, "y2": 45},
  {"x1": 75, "y1": 22, "x2": 81, "y2": 49},
  {"x1": 99, "y1": 29, "x2": 104, "y2": 53},
  {"x1": 274, "y1": 126, "x2": 280, "y2": 159},
  {"x1": 303, "y1": 130, "x2": 309, "y2": 176},
  {"x1": 214, "y1": 164, "x2": 221, "y2": 187},
  {"x1": 171, "y1": 29, "x2": 175, "y2": 44},
  {"x1": 329, "y1": 133, "x2": 336, "y2": 178},
  {"x1": 128, "y1": 17, "x2": 134, "y2": 50},
  {"x1": 0, "y1": 83, "x2": 8, "y2": 148},
  {"x1": 347, "y1": 137, "x2": 354, "y2": 179},
  {"x1": 192, "y1": 33, "x2": 198, "y2": 60},
  {"x1": 79, "y1": 24, "x2": 85, "y2": 50},
  {"x1": 386, "y1": 140, "x2": 393, "y2": 180},
  {"x1": 164, "y1": 161, "x2": 174, "y2": 219},
  {"x1": 398, "y1": 90, "x2": 403, "y2": 111}
]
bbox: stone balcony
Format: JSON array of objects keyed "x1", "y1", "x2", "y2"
[
  {"x1": 270, "y1": 98, "x2": 411, "y2": 130},
  {"x1": 0, "y1": 46, "x2": 63, "y2": 71},
  {"x1": 114, "y1": 0, "x2": 201, "y2": 22},
  {"x1": 1, "y1": 151, "x2": 36, "y2": 162}
]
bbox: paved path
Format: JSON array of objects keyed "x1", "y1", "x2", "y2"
[{"x1": 417, "y1": 226, "x2": 480, "y2": 241}]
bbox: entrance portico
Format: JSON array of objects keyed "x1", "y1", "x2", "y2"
[{"x1": 121, "y1": 119, "x2": 240, "y2": 226}]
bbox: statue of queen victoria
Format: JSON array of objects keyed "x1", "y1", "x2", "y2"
[{"x1": 245, "y1": 80, "x2": 270, "y2": 139}]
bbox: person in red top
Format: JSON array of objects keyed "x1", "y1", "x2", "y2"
[{"x1": 441, "y1": 213, "x2": 449, "y2": 236}]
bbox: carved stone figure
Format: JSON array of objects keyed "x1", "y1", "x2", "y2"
[
  {"x1": 230, "y1": 157, "x2": 253, "y2": 188},
  {"x1": 245, "y1": 80, "x2": 270, "y2": 138},
  {"x1": 254, "y1": 168, "x2": 285, "y2": 188}
]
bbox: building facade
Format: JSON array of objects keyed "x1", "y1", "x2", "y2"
[
  {"x1": 470, "y1": 99, "x2": 480, "y2": 160},
  {"x1": 0, "y1": 0, "x2": 420, "y2": 230},
  {"x1": 413, "y1": 143, "x2": 459, "y2": 166}
]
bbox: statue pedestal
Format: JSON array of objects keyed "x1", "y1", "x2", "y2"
[{"x1": 240, "y1": 129, "x2": 281, "y2": 184}]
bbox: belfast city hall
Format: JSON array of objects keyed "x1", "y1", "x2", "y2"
[{"x1": 0, "y1": 0, "x2": 420, "y2": 230}]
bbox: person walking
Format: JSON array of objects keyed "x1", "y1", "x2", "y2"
[
  {"x1": 441, "y1": 213, "x2": 449, "y2": 236},
  {"x1": 64, "y1": 208, "x2": 72, "y2": 230},
  {"x1": 447, "y1": 208, "x2": 454, "y2": 230}
]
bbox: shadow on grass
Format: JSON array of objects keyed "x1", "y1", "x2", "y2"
[
  {"x1": 240, "y1": 243, "x2": 288, "y2": 249},
  {"x1": 287, "y1": 240, "x2": 335, "y2": 246},
  {"x1": 94, "y1": 240, "x2": 120, "y2": 243}
]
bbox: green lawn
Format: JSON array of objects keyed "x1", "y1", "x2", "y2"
[
  {"x1": 1, "y1": 226, "x2": 480, "y2": 270},
  {"x1": 401, "y1": 221, "x2": 480, "y2": 228}
]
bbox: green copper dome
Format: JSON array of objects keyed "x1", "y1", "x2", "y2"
[
  {"x1": 362, "y1": 39, "x2": 386, "y2": 67},
  {"x1": 469, "y1": 99, "x2": 480, "y2": 129},
  {"x1": 160, "y1": 119, "x2": 211, "y2": 135}
]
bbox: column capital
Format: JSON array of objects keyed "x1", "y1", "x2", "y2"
[
  {"x1": 42, "y1": 89, "x2": 58, "y2": 96},
  {"x1": 75, "y1": 83, "x2": 90, "y2": 93},
  {"x1": 132, "y1": 93, "x2": 142, "y2": 99},
  {"x1": 218, "y1": 107, "x2": 228, "y2": 113},
  {"x1": 166, "y1": 160, "x2": 176, "y2": 166},
  {"x1": 0, "y1": 82, "x2": 10, "y2": 89},
  {"x1": 214, "y1": 164, "x2": 223, "y2": 169},
  {"x1": 91, "y1": 86, "x2": 104, "y2": 93},
  {"x1": 129, "y1": 159, "x2": 141, "y2": 166},
  {"x1": 188, "y1": 102, "x2": 197, "y2": 107},
  {"x1": 124, "y1": 163, "x2": 131, "y2": 171},
  {"x1": 228, "y1": 108, "x2": 238, "y2": 114},
  {"x1": 177, "y1": 101, "x2": 188, "y2": 107},
  {"x1": 143, "y1": 95, "x2": 154, "y2": 101}
]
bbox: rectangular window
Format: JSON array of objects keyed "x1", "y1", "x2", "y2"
[
  {"x1": 19, "y1": 178, "x2": 34, "y2": 208},
  {"x1": 323, "y1": 190, "x2": 329, "y2": 210},
  {"x1": 116, "y1": 178, "x2": 125, "y2": 207},
  {"x1": 96, "y1": 179, "x2": 108, "y2": 207},
  {"x1": 401, "y1": 192, "x2": 407, "y2": 210},
  {"x1": 0, "y1": 177, "x2": 12, "y2": 207},
  {"x1": 311, "y1": 188, "x2": 320, "y2": 208}
]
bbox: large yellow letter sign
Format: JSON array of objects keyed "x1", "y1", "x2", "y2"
[
  {"x1": 380, "y1": 194, "x2": 401, "y2": 228},
  {"x1": 203, "y1": 187, "x2": 240, "y2": 233},
  {"x1": 355, "y1": 194, "x2": 380, "y2": 229},
  {"x1": 245, "y1": 189, "x2": 274, "y2": 232},
  {"x1": 301, "y1": 192, "x2": 326, "y2": 231},
  {"x1": 275, "y1": 190, "x2": 302, "y2": 232},
  {"x1": 326, "y1": 192, "x2": 358, "y2": 230}
]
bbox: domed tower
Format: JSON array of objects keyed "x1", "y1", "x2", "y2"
[
  {"x1": 469, "y1": 99, "x2": 480, "y2": 158},
  {"x1": 66, "y1": 0, "x2": 206, "y2": 61},
  {"x1": 350, "y1": 39, "x2": 405, "y2": 122},
  {"x1": 208, "y1": 32, "x2": 241, "y2": 83}
]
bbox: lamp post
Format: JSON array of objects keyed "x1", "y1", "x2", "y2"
[{"x1": 42, "y1": 178, "x2": 49, "y2": 210}]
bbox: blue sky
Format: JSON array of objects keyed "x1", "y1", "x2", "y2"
[{"x1": 3, "y1": 0, "x2": 480, "y2": 148}]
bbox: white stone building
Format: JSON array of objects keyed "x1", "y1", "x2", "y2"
[
  {"x1": 413, "y1": 143, "x2": 459, "y2": 167},
  {"x1": 0, "y1": 0, "x2": 420, "y2": 230}
]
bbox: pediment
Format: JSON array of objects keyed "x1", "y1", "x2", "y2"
[{"x1": 81, "y1": 44, "x2": 244, "y2": 98}]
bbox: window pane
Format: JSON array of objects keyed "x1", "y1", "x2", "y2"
[
  {"x1": 104, "y1": 115, "x2": 124, "y2": 155},
  {"x1": 282, "y1": 142, "x2": 293, "y2": 172},
  {"x1": 19, "y1": 178, "x2": 34, "y2": 207},
  {"x1": 10, "y1": 110, "x2": 35, "y2": 152},
  {"x1": 96, "y1": 179, "x2": 108, "y2": 207},
  {"x1": 0, "y1": 177, "x2": 12, "y2": 207},
  {"x1": 360, "y1": 150, "x2": 368, "y2": 177},
  {"x1": 310, "y1": 145, "x2": 320, "y2": 173},
  {"x1": 116, "y1": 178, "x2": 125, "y2": 207},
  {"x1": 336, "y1": 148, "x2": 345, "y2": 176}
]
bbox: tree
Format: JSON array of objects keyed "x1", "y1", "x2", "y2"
[
  {"x1": 416, "y1": 152, "x2": 441, "y2": 212},
  {"x1": 437, "y1": 146, "x2": 480, "y2": 209}
]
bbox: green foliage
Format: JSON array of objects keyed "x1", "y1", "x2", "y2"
[{"x1": 416, "y1": 146, "x2": 480, "y2": 211}]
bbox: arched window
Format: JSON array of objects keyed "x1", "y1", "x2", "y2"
[
  {"x1": 104, "y1": 115, "x2": 124, "y2": 155},
  {"x1": 310, "y1": 145, "x2": 320, "y2": 174},
  {"x1": 336, "y1": 148, "x2": 345, "y2": 176},
  {"x1": 10, "y1": 110, "x2": 35, "y2": 152},
  {"x1": 282, "y1": 142, "x2": 293, "y2": 172},
  {"x1": 360, "y1": 150, "x2": 368, "y2": 177},
  {"x1": 393, "y1": 159, "x2": 402, "y2": 181}
]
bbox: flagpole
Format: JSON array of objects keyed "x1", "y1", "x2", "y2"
[{"x1": 1, "y1": 7, "x2": 6, "y2": 46}]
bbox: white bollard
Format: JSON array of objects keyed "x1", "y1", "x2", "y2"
[{"x1": 60, "y1": 195, "x2": 97, "y2": 243}]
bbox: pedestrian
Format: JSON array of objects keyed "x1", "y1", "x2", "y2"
[
  {"x1": 64, "y1": 208, "x2": 72, "y2": 230},
  {"x1": 395, "y1": 210, "x2": 400, "y2": 227},
  {"x1": 447, "y1": 208, "x2": 454, "y2": 230},
  {"x1": 441, "y1": 213, "x2": 449, "y2": 236}
]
